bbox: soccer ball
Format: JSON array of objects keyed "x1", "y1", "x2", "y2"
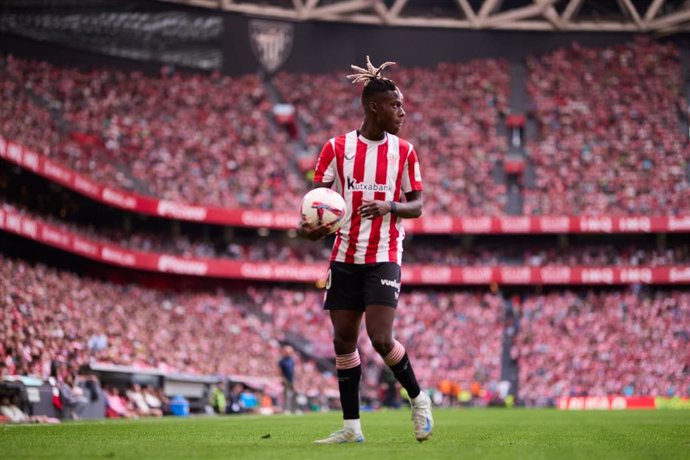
[{"x1": 300, "y1": 187, "x2": 346, "y2": 234}]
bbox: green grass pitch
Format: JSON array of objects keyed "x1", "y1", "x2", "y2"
[{"x1": 2, "y1": 409, "x2": 688, "y2": 459}]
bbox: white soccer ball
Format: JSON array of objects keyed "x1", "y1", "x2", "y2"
[{"x1": 300, "y1": 187, "x2": 346, "y2": 234}]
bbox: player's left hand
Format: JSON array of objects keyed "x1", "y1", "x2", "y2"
[
  {"x1": 358, "y1": 199, "x2": 392, "y2": 219},
  {"x1": 296, "y1": 219, "x2": 334, "y2": 241}
]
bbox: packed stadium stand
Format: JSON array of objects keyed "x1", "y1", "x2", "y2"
[
  {"x1": 0, "y1": 54, "x2": 513, "y2": 215},
  {"x1": 1, "y1": 3, "x2": 689, "y2": 422},
  {"x1": 0, "y1": 56, "x2": 304, "y2": 211},
  {"x1": 525, "y1": 37, "x2": 690, "y2": 216},
  {"x1": 0, "y1": 255, "x2": 337, "y2": 400},
  {"x1": 513, "y1": 289, "x2": 690, "y2": 405}
]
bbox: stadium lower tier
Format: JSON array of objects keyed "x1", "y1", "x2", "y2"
[{"x1": 1, "y1": 253, "x2": 688, "y2": 408}]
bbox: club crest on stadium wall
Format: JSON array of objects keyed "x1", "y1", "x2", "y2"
[{"x1": 248, "y1": 19, "x2": 294, "y2": 73}]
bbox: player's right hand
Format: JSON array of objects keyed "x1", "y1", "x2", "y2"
[{"x1": 297, "y1": 220, "x2": 333, "y2": 241}]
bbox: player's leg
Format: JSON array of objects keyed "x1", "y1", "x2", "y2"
[
  {"x1": 315, "y1": 263, "x2": 366, "y2": 444},
  {"x1": 366, "y1": 305, "x2": 433, "y2": 442},
  {"x1": 313, "y1": 310, "x2": 365, "y2": 444},
  {"x1": 365, "y1": 305, "x2": 422, "y2": 400},
  {"x1": 332, "y1": 309, "x2": 364, "y2": 423},
  {"x1": 363, "y1": 262, "x2": 434, "y2": 442}
]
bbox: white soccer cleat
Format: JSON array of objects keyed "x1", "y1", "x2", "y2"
[
  {"x1": 313, "y1": 427, "x2": 365, "y2": 445},
  {"x1": 410, "y1": 392, "x2": 434, "y2": 442}
]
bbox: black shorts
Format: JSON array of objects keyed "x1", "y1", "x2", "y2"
[{"x1": 324, "y1": 261, "x2": 401, "y2": 311}]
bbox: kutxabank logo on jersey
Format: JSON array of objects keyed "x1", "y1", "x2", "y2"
[
  {"x1": 346, "y1": 176, "x2": 392, "y2": 193},
  {"x1": 248, "y1": 19, "x2": 294, "y2": 73}
]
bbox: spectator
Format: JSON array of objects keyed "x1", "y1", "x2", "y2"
[
  {"x1": 103, "y1": 386, "x2": 137, "y2": 419},
  {"x1": 209, "y1": 382, "x2": 227, "y2": 415},
  {"x1": 142, "y1": 385, "x2": 166, "y2": 415},
  {"x1": 278, "y1": 345, "x2": 297, "y2": 414},
  {"x1": 127, "y1": 383, "x2": 162, "y2": 417},
  {"x1": 59, "y1": 374, "x2": 89, "y2": 420},
  {"x1": 0, "y1": 395, "x2": 60, "y2": 424}
]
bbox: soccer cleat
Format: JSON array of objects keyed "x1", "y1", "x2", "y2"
[
  {"x1": 313, "y1": 428, "x2": 365, "y2": 445},
  {"x1": 410, "y1": 392, "x2": 434, "y2": 442}
]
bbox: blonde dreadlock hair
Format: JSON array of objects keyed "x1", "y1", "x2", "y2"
[
  {"x1": 347, "y1": 55, "x2": 396, "y2": 85},
  {"x1": 347, "y1": 56, "x2": 398, "y2": 105}
]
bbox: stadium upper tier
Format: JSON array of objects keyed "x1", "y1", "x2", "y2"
[
  {"x1": 5, "y1": 137, "x2": 690, "y2": 233},
  {"x1": 1, "y1": 38, "x2": 688, "y2": 217},
  {"x1": 525, "y1": 38, "x2": 690, "y2": 215},
  {"x1": 0, "y1": 56, "x2": 304, "y2": 211}
]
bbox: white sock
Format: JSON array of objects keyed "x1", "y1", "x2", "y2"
[{"x1": 344, "y1": 418, "x2": 362, "y2": 433}]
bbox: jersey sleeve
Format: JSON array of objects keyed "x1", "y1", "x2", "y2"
[
  {"x1": 401, "y1": 146, "x2": 423, "y2": 193},
  {"x1": 313, "y1": 139, "x2": 336, "y2": 184}
]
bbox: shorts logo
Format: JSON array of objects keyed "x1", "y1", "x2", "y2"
[
  {"x1": 325, "y1": 269, "x2": 332, "y2": 290},
  {"x1": 380, "y1": 278, "x2": 400, "y2": 299}
]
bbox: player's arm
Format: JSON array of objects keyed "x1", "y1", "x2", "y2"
[
  {"x1": 297, "y1": 181, "x2": 336, "y2": 241},
  {"x1": 358, "y1": 190, "x2": 423, "y2": 219},
  {"x1": 298, "y1": 139, "x2": 338, "y2": 241}
]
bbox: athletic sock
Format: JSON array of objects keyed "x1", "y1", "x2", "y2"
[
  {"x1": 336, "y1": 351, "x2": 362, "y2": 420},
  {"x1": 384, "y1": 341, "x2": 421, "y2": 399},
  {"x1": 343, "y1": 418, "x2": 362, "y2": 433}
]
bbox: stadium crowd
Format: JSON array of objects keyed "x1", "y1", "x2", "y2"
[
  {"x1": 3, "y1": 42, "x2": 690, "y2": 217},
  {"x1": 0, "y1": 255, "x2": 507, "y2": 405},
  {"x1": 0, "y1": 255, "x2": 335, "y2": 400},
  {"x1": 0, "y1": 55, "x2": 304, "y2": 211},
  {"x1": 3, "y1": 254, "x2": 688, "y2": 411},
  {"x1": 0, "y1": 38, "x2": 690, "y2": 215},
  {"x1": 2, "y1": 54, "x2": 510, "y2": 216},
  {"x1": 526, "y1": 38, "x2": 690, "y2": 215},
  {"x1": 513, "y1": 289, "x2": 690, "y2": 405}
]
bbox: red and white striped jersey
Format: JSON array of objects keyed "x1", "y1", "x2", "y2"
[{"x1": 313, "y1": 130, "x2": 423, "y2": 265}]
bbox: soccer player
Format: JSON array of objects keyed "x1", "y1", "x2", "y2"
[{"x1": 298, "y1": 56, "x2": 433, "y2": 444}]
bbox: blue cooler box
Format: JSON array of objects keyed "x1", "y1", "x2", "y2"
[{"x1": 169, "y1": 395, "x2": 190, "y2": 417}]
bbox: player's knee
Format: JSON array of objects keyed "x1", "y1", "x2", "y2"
[
  {"x1": 332, "y1": 336, "x2": 357, "y2": 355},
  {"x1": 370, "y1": 334, "x2": 394, "y2": 356}
]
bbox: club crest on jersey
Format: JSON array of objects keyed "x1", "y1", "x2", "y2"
[
  {"x1": 248, "y1": 19, "x2": 294, "y2": 73},
  {"x1": 346, "y1": 176, "x2": 392, "y2": 193}
]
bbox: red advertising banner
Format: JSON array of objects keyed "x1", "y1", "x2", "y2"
[
  {"x1": 557, "y1": 396, "x2": 657, "y2": 410},
  {"x1": 2, "y1": 209, "x2": 690, "y2": 285},
  {"x1": 2, "y1": 137, "x2": 690, "y2": 234}
]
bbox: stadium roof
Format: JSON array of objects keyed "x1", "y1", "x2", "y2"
[{"x1": 157, "y1": 0, "x2": 690, "y2": 34}]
